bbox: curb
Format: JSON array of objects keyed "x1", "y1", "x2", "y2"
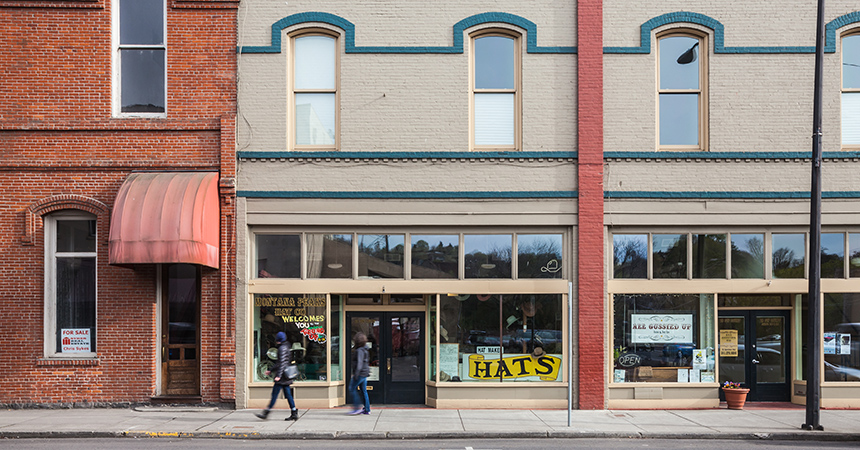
[{"x1": 3, "y1": 430, "x2": 860, "y2": 441}]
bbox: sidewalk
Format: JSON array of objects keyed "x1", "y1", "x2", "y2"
[{"x1": 1, "y1": 404, "x2": 859, "y2": 441}]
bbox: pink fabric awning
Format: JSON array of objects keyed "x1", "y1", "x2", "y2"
[{"x1": 109, "y1": 172, "x2": 220, "y2": 269}]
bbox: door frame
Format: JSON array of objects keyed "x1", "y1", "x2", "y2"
[
  {"x1": 346, "y1": 310, "x2": 426, "y2": 405},
  {"x1": 158, "y1": 263, "x2": 202, "y2": 398},
  {"x1": 718, "y1": 309, "x2": 791, "y2": 402}
]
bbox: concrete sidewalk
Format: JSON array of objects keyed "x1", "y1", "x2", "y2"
[{"x1": 0, "y1": 405, "x2": 859, "y2": 441}]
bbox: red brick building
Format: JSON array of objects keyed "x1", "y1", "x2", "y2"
[{"x1": 0, "y1": 0, "x2": 237, "y2": 407}]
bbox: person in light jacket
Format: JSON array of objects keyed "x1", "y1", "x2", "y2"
[
  {"x1": 348, "y1": 332, "x2": 371, "y2": 415},
  {"x1": 255, "y1": 331, "x2": 299, "y2": 421}
]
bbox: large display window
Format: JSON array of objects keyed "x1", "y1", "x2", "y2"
[
  {"x1": 253, "y1": 293, "x2": 330, "y2": 382},
  {"x1": 437, "y1": 294, "x2": 563, "y2": 382},
  {"x1": 612, "y1": 294, "x2": 715, "y2": 383},
  {"x1": 824, "y1": 293, "x2": 860, "y2": 381}
]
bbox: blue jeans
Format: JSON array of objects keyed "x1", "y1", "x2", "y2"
[
  {"x1": 349, "y1": 376, "x2": 370, "y2": 412},
  {"x1": 266, "y1": 383, "x2": 296, "y2": 411}
]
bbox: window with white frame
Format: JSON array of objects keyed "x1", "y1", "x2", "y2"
[
  {"x1": 842, "y1": 32, "x2": 860, "y2": 146},
  {"x1": 45, "y1": 213, "x2": 97, "y2": 356},
  {"x1": 292, "y1": 32, "x2": 338, "y2": 148},
  {"x1": 658, "y1": 32, "x2": 706, "y2": 149},
  {"x1": 471, "y1": 31, "x2": 520, "y2": 150},
  {"x1": 115, "y1": 0, "x2": 166, "y2": 116}
]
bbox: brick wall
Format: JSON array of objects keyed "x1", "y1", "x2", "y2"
[{"x1": 0, "y1": 0, "x2": 237, "y2": 407}]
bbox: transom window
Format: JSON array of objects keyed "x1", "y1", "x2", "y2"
[
  {"x1": 254, "y1": 232, "x2": 563, "y2": 280},
  {"x1": 471, "y1": 31, "x2": 520, "y2": 150},
  {"x1": 115, "y1": 0, "x2": 166, "y2": 116},
  {"x1": 292, "y1": 32, "x2": 338, "y2": 149},
  {"x1": 658, "y1": 32, "x2": 706, "y2": 149},
  {"x1": 842, "y1": 33, "x2": 860, "y2": 147},
  {"x1": 612, "y1": 231, "x2": 858, "y2": 280}
]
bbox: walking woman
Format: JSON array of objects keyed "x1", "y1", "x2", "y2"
[
  {"x1": 348, "y1": 332, "x2": 371, "y2": 415},
  {"x1": 256, "y1": 331, "x2": 299, "y2": 421}
]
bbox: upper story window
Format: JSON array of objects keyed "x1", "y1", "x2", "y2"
[
  {"x1": 45, "y1": 213, "x2": 97, "y2": 357},
  {"x1": 842, "y1": 33, "x2": 860, "y2": 147},
  {"x1": 114, "y1": 0, "x2": 166, "y2": 116},
  {"x1": 658, "y1": 32, "x2": 706, "y2": 150},
  {"x1": 471, "y1": 31, "x2": 520, "y2": 150},
  {"x1": 291, "y1": 32, "x2": 338, "y2": 149}
]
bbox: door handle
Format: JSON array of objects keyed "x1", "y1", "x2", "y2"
[
  {"x1": 751, "y1": 358, "x2": 760, "y2": 364},
  {"x1": 387, "y1": 357, "x2": 391, "y2": 372}
]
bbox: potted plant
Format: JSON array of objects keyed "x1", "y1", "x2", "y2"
[{"x1": 722, "y1": 381, "x2": 750, "y2": 409}]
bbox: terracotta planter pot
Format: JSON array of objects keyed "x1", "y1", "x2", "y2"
[{"x1": 723, "y1": 387, "x2": 750, "y2": 409}]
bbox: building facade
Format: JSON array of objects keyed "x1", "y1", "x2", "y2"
[
  {"x1": 0, "y1": 0, "x2": 238, "y2": 406},
  {"x1": 604, "y1": 2, "x2": 860, "y2": 408},
  {"x1": 235, "y1": 1, "x2": 604, "y2": 409}
]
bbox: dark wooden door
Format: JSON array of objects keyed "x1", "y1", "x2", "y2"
[{"x1": 161, "y1": 264, "x2": 201, "y2": 396}]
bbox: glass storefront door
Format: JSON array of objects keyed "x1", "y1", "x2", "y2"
[
  {"x1": 347, "y1": 312, "x2": 425, "y2": 404},
  {"x1": 161, "y1": 264, "x2": 201, "y2": 397},
  {"x1": 718, "y1": 310, "x2": 790, "y2": 401}
]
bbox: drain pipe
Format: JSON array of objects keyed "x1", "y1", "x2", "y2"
[{"x1": 568, "y1": 281, "x2": 573, "y2": 426}]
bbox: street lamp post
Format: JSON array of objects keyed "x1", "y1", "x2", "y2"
[{"x1": 803, "y1": 0, "x2": 825, "y2": 432}]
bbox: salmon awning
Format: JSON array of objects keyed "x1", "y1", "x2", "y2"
[{"x1": 109, "y1": 172, "x2": 220, "y2": 269}]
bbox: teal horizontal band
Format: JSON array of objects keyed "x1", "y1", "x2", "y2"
[
  {"x1": 605, "y1": 191, "x2": 860, "y2": 199},
  {"x1": 605, "y1": 151, "x2": 860, "y2": 159},
  {"x1": 238, "y1": 151, "x2": 577, "y2": 159},
  {"x1": 604, "y1": 11, "x2": 860, "y2": 54},
  {"x1": 238, "y1": 191, "x2": 578, "y2": 199},
  {"x1": 239, "y1": 11, "x2": 575, "y2": 54}
]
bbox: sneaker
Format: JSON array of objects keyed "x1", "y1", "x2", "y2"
[
  {"x1": 361, "y1": 409, "x2": 370, "y2": 415},
  {"x1": 348, "y1": 409, "x2": 363, "y2": 415}
]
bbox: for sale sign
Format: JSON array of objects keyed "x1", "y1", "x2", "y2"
[{"x1": 61, "y1": 328, "x2": 91, "y2": 353}]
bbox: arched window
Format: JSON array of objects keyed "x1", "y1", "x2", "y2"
[
  {"x1": 291, "y1": 31, "x2": 339, "y2": 149},
  {"x1": 657, "y1": 31, "x2": 707, "y2": 150},
  {"x1": 471, "y1": 30, "x2": 521, "y2": 150},
  {"x1": 842, "y1": 32, "x2": 860, "y2": 147}
]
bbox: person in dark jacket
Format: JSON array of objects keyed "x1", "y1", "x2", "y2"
[
  {"x1": 255, "y1": 331, "x2": 299, "y2": 421},
  {"x1": 348, "y1": 332, "x2": 371, "y2": 415}
]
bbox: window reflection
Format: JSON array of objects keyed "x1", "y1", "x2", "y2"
[
  {"x1": 653, "y1": 234, "x2": 686, "y2": 278},
  {"x1": 307, "y1": 234, "x2": 352, "y2": 278},
  {"x1": 658, "y1": 35, "x2": 702, "y2": 147},
  {"x1": 464, "y1": 234, "x2": 512, "y2": 278},
  {"x1": 412, "y1": 235, "x2": 458, "y2": 279},
  {"x1": 256, "y1": 234, "x2": 300, "y2": 278},
  {"x1": 692, "y1": 234, "x2": 726, "y2": 278},
  {"x1": 731, "y1": 234, "x2": 764, "y2": 279},
  {"x1": 613, "y1": 234, "x2": 647, "y2": 278},
  {"x1": 517, "y1": 234, "x2": 562, "y2": 279},
  {"x1": 821, "y1": 233, "x2": 845, "y2": 279},
  {"x1": 850, "y1": 233, "x2": 860, "y2": 277},
  {"x1": 772, "y1": 234, "x2": 805, "y2": 279},
  {"x1": 358, "y1": 234, "x2": 404, "y2": 279}
]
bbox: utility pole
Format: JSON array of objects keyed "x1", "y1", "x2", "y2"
[{"x1": 803, "y1": 0, "x2": 825, "y2": 432}]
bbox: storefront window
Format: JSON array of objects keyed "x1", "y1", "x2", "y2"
[
  {"x1": 731, "y1": 233, "x2": 764, "y2": 279},
  {"x1": 823, "y1": 293, "x2": 860, "y2": 381},
  {"x1": 821, "y1": 233, "x2": 845, "y2": 279},
  {"x1": 612, "y1": 294, "x2": 715, "y2": 383},
  {"x1": 692, "y1": 234, "x2": 725, "y2": 278},
  {"x1": 438, "y1": 294, "x2": 562, "y2": 382},
  {"x1": 772, "y1": 233, "x2": 804, "y2": 278},
  {"x1": 613, "y1": 234, "x2": 647, "y2": 279},
  {"x1": 256, "y1": 234, "x2": 300, "y2": 278},
  {"x1": 411, "y1": 235, "x2": 458, "y2": 279},
  {"x1": 653, "y1": 234, "x2": 686, "y2": 278},
  {"x1": 253, "y1": 293, "x2": 328, "y2": 382},
  {"x1": 358, "y1": 234, "x2": 404, "y2": 278},
  {"x1": 517, "y1": 234, "x2": 563, "y2": 279},
  {"x1": 307, "y1": 234, "x2": 352, "y2": 278},
  {"x1": 464, "y1": 234, "x2": 512, "y2": 278}
]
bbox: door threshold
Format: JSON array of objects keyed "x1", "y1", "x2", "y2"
[{"x1": 151, "y1": 395, "x2": 203, "y2": 405}]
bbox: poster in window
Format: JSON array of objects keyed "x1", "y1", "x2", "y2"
[
  {"x1": 439, "y1": 343, "x2": 460, "y2": 380},
  {"x1": 719, "y1": 329, "x2": 738, "y2": 357},
  {"x1": 631, "y1": 314, "x2": 693, "y2": 343}
]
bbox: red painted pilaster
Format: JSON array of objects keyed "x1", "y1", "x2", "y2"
[{"x1": 577, "y1": 0, "x2": 605, "y2": 409}]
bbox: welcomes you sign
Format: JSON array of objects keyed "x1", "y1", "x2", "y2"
[{"x1": 630, "y1": 314, "x2": 693, "y2": 343}]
